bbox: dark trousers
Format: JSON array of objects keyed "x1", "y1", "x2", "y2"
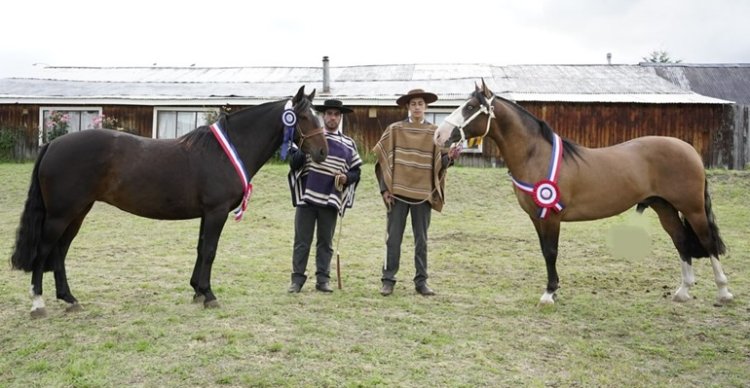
[
  {"x1": 382, "y1": 199, "x2": 432, "y2": 287},
  {"x1": 291, "y1": 205, "x2": 338, "y2": 285}
]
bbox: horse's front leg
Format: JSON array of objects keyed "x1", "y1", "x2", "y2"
[
  {"x1": 190, "y1": 217, "x2": 207, "y2": 304},
  {"x1": 532, "y1": 217, "x2": 561, "y2": 305},
  {"x1": 193, "y1": 212, "x2": 228, "y2": 308}
]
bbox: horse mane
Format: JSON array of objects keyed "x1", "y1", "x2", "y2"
[
  {"x1": 489, "y1": 93, "x2": 583, "y2": 162},
  {"x1": 178, "y1": 100, "x2": 284, "y2": 149}
]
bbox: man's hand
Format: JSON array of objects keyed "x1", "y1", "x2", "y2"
[
  {"x1": 334, "y1": 174, "x2": 347, "y2": 191},
  {"x1": 448, "y1": 143, "x2": 462, "y2": 160},
  {"x1": 382, "y1": 190, "x2": 394, "y2": 205}
]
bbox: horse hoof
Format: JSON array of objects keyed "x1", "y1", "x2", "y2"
[
  {"x1": 716, "y1": 292, "x2": 734, "y2": 305},
  {"x1": 65, "y1": 303, "x2": 83, "y2": 313},
  {"x1": 30, "y1": 307, "x2": 47, "y2": 319},
  {"x1": 204, "y1": 299, "x2": 220, "y2": 309},
  {"x1": 672, "y1": 293, "x2": 691, "y2": 303},
  {"x1": 192, "y1": 294, "x2": 206, "y2": 304},
  {"x1": 538, "y1": 291, "x2": 556, "y2": 306}
]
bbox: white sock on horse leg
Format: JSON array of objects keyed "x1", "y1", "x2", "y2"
[
  {"x1": 673, "y1": 260, "x2": 694, "y2": 302},
  {"x1": 710, "y1": 256, "x2": 733, "y2": 303},
  {"x1": 539, "y1": 290, "x2": 555, "y2": 305}
]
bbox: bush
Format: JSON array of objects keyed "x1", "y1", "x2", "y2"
[{"x1": 0, "y1": 127, "x2": 19, "y2": 162}]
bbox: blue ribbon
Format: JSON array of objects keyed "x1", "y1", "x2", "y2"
[{"x1": 280, "y1": 107, "x2": 297, "y2": 160}]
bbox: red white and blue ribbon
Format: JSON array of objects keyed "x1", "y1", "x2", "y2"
[
  {"x1": 280, "y1": 100, "x2": 296, "y2": 160},
  {"x1": 510, "y1": 133, "x2": 564, "y2": 219},
  {"x1": 210, "y1": 121, "x2": 253, "y2": 221}
]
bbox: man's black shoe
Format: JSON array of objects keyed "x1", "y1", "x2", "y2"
[
  {"x1": 415, "y1": 284, "x2": 435, "y2": 296},
  {"x1": 315, "y1": 282, "x2": 333, "y2": 293},
  {"x1": 288, "y1": 283, "x2": 303, "y2": 293},
  {"x1": 380, "y1": 283, "x2": 394, "y2": 296}
]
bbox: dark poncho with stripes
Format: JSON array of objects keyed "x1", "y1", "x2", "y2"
[{"x1": 288, "y1": 131, "x2": 362, "y2": 216}]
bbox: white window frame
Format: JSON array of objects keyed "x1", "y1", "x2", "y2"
[
  {"x1": 152, "y1": 107, "x2": 220, "y2": 139},
  {"x1": 38, "y1": 106, "x2": 103, "y2": 145},
  {"x1": 427, "y1": 109, "x2": 483, "y2": 154}
]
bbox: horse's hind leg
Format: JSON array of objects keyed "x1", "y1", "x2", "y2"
[
  {"x1": 28, "y1": 217, "x2": 69, "y2": 317},
  {"x1": 709, "y1": 256, "x2": 733, "y2": 304},
  {"x1": 53, "y1": 207, "x2": 91, "y2": 313},
  {"x1": 650, "y1": 202, "x2": 695, "y2": 302},
  {"x1": 30, "y1": 262, "x2": 47, "y2": 318},
  {"x1": 682, "y1": 211, "x2": 733, "y2": 304}
]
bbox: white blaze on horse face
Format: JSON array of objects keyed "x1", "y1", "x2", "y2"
[{"x1": 434, "y1": 101, "x2": 468, "y2": 146}]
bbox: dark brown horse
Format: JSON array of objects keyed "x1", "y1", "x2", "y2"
[
  {"x1": 434, "y1": 81, "x2": 733, "y2": 306},
  {"x1": 11, "y1": 86, "x2": 327, "y2": 317}
]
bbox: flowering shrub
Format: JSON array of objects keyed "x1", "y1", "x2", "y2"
[
  {"x1": 92, "y1": 114, "x2": 120, "y2": 129},
  {"x1": 46, "y1": 111, "x2": 69, "y2": 142}
]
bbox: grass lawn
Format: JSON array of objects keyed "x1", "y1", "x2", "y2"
[{"x1": 1, "y1": 162, "x2": 749, "y2": 387}]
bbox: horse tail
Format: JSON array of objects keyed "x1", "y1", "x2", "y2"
[
  {"x1": 10, "y1": 144, "x2": 49, "y2": 272},
  {"x1": 680, "y1": 178, "x2": 726, "y2": 258},
  {"x1": 701, "y1": 178, "x2": 726, "y2": 256}
]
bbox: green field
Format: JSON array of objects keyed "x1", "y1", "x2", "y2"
[{"x1": 1, "y1": 162, "x2": 748, "y2": 387}]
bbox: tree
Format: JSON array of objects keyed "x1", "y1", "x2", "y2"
[{"x1": 642, "y1": 50, "x2": 682, "y2": 63}]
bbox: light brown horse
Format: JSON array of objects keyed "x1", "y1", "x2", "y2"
[{"x1": 434, "y1": 81, "x2": 733, "y2": 306}]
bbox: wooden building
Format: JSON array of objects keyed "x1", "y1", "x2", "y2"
[{"x1": 0, "y1": 60, "x2": 743, "y2": 168}]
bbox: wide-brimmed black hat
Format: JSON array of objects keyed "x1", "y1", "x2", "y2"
[
  {"x1": 396, "y1": 88, "x2": 438, "y2": 106},
  {"x1": 314, "y1": 99, "x2": 353, "y2": 114}
]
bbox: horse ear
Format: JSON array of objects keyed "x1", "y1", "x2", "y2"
[
  {"x1": 481, "y1": 78, "x2": 492, "y2": 97},
  {"x1": 293, "y1": 85, "x2": 305, "y2": 104},
  {"x1": 308, "y1": 88, "x2": 316, "y2": 101}
]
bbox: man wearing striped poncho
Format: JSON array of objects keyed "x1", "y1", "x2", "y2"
[
  {"x1": 287, "y1": 99, "x2": 362, "y2": 293},
  {"x1": 374, "y1": 89, "x2": 458, "y2": 297}
]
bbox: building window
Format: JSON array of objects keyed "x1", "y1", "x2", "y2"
[
  {"x1": 426, "y1": 110, "x2": 482, "y2": 154},
  {"x1": 154, "y1": 108, "x2": 219, "y2": 139},
  {"x1": 39, "y1": 107, "x2": 102, "y2": 144}
]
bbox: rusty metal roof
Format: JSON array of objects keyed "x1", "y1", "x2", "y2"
[{"x1": 0, "y1": 63, "x2": 731, "y2": 106}]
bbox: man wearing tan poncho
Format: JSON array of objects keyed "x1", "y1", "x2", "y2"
[{"x1": 374, "y1": 89, "x2": 458, "y2": 297}]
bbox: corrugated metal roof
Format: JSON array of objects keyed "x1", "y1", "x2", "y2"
[
  {"x1": 643, "y1": 63, "x2": 750, "y2": 104},
  {"x1": 0, "y1": 64, "x2": 731, "y2": 106}
]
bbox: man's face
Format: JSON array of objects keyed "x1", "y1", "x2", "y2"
[
  {"x1": 408, "y1": 97, "x2": 427, "y2": 121},
  {"x1": 323, "y1": 109, "x2": 342, "y2": 132}
]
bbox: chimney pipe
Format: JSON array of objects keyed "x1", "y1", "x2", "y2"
[
  {"x1": 322, "y1": 56, "x2": 330, "y2": 94},
  {"x1": 606, "y1": 52, "x2": 612, "y2": 65}
]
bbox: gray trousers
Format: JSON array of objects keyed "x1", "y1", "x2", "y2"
[
  {"x1": 382, "y1": 199, "x2": 432, "y2": 287},
  {"x1": 291, "y1": 205, "x2": 338, "y2": 285}
]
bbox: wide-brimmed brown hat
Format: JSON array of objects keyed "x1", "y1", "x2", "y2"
[
  {"x1": 396, "y1": 88, "x2": 438, "y2": 106},
  {"x1": 314, "y1": 99, "x2": 353, "y2": 114}
]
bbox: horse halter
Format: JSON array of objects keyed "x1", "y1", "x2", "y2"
[
  {"x1": 444, "y1": 94, "x2": 496, "y2": 143},
  {"x1": 283, "y1": 100, "x2": 325, "y2": 153}
]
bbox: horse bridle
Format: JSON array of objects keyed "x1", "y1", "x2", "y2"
[
  {"x1": 290, "y1": 100, "x2": 325, "y2": 149},
  {"x1": 444, "y1": 94, "x2": 496, "y2": 144}
]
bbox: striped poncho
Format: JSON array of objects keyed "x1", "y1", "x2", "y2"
[
  {"x1": 288, "y1": 131, "x2": 362, "y2": 216},
  {"x1": 373, "y1": 120, "x2": 447, "y2": 212}
]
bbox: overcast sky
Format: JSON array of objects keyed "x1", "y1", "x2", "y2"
[{"x1": 2, "y1": 0, "x2": 748, "y2": 78}]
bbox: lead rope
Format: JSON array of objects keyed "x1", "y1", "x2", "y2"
[{"x1": 334, "y1": 174, "x2": 352, "y2": 289}]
